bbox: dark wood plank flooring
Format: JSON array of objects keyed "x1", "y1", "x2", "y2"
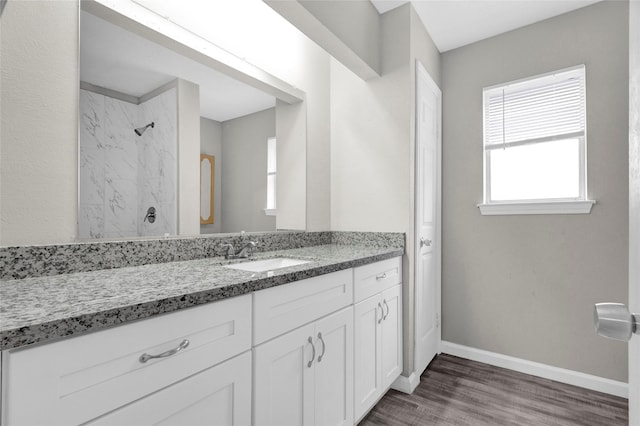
[{"x1": 360, "y1": 354, "x2": 628, "y2": 426}]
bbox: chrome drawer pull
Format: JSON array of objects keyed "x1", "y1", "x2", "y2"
[
  {"x1": 317, "y1": 332, "x2": 326, "y2": 363},
  {"x1": 383, "y1": 299, "x2": 389, "y2": 320},
  {"x1": 139, "y1": 339, "x2": 190, "y2": 363},
  {"x1": 375, "y1": 272, "x2": 387, "y2": 281},
  {"x1": 307, "y1": 336, "x2": 316, "y2": 368}
]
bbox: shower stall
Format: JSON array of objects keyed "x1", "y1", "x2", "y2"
[{"x1": 78, "y1": 87, "x2": 177, "y2": 239}]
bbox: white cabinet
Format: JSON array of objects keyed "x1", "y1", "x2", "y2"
[
  {"x1": 314, "y1": 308, "x2": 354, "y2": 426},
  {"x1": 253, "y1": 307, "x2": 354, "y2": 426},
  {"x1": 1, "y1": 256, "x2": 402, "y2": 426},
  {"x1": 253, "y1": 269, "x2": 353, "y2": 345},
  {"x1": 254, "y1": 321, "x2": 315, "y2": 426},
  {"x1": 354, "y1": 282, "x2": 403, "y2": 422},
  {"x1": 1, "y1": 295, "x2": 252, "y2": 426},
  {"x1": 380, "y1": 285, "x2": 403, "y2": 388},
  {"x1": 87, "y1": 351, "x2": 251, "y2": 426},
  {"x1": 353, "y1": 256, "x2": 401, "y2": 302}
]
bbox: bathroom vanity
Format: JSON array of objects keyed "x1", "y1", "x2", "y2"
[{"x1": 0, "y1": 234, "x2": 404, "y2": 426}]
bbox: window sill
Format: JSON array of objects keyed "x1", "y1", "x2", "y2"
[
  {"x1": 478, "y1": 200, "x2": 596, "y2": 216},
  {"x1": 264, "y1": 208, "x2": 276, "y2": 216}
]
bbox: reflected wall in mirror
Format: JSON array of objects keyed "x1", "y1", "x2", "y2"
[
  {"x1": 201, "y1": 108, "x2": 276, "y2": 235},
  {"x1": 79, "y1": 6, "x2": 293, "y2": 240}
]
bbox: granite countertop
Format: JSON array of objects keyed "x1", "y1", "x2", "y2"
[{"x1": 0, "y1": 244, "x2": 403, "y2": 351}]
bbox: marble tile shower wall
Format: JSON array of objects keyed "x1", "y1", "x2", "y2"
[
  {"x1": 139, "y1": 90, "x2": 177, "y2": 237},
  {"x1": 0, "y1": 231, "x2": 405, "y2": 280},
  {"x1": 79, "y1": 88, "x2": 177, "y2": 240}
]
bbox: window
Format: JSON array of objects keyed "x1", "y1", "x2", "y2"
[
  {"x1": 479, "y1": 65, "x2": 595, "y2": 215},
  {"x1": 265, "y1": 137, "x2": 276, "y2": 216}
]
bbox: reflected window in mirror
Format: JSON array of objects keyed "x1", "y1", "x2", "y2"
[{"x1": 265, "y1": 137, "x2": 276, "y2": 216}]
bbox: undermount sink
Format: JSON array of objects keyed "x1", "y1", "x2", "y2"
[{"x1": 223, "y1": 257, "x2": 312, "y2": 273}]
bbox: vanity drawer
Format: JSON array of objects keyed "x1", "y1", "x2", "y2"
[
  {"x1": 86, "y1": 351, "x2": 252, "y2": 426},
  {"x1": 1, "y1": 294, "x2": 251, "y2": 426},
  {"x1": 253, "y1": 269, "x2": 353, "y2": 345},
  {"x1": 353, "y1": 257, "x2": 402, "y2": 303}
]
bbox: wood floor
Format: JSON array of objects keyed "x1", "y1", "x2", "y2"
[{"x1": 360, "y1": 354, "x2": 628, "y2": 426}]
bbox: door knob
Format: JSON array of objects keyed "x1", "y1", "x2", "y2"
[
  {"x1": 420, "y1": 237, "x2": 432, "y2": 247},
  {"x1": 593, "y1": 303, "x2": 639, "y2": 342}
]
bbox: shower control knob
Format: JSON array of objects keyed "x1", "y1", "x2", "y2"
[
  {"x1": 593, "y1": 303, "x2": 639, "y2": 342},
  {"x1": 144, "y1": 207, "x2": 156, "y2": 223}
]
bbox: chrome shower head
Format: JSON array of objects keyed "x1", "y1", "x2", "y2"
[{"x1": 134, "y1": 122, "x2": 155, "y2": 136}]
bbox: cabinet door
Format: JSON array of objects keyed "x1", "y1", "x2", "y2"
[
  {"x1": 253, "y1": 323, "x2": 315, "y2": 426},
  {"x1": 314, "y1": 307, "x2": 354, "y2": 426},
  {"x1": 87, "y1": 351, "x2": 252, "y2": 426},
  {"x1": 353, "y1": 295, "x2": 383, "y2": 421},
  {"x1": 381, "y1": 285, "x2": 403, "y2": 389}
]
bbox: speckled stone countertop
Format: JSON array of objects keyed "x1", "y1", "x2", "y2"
[{"x1": 0, "y1": 244, "x2": 403, "y2": 351}]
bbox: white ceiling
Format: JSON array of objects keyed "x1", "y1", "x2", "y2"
[
  {"x1": 80, "y1": 11, "x2": 276, "y2": 122},
  {"x1": 370, "y1": 0, "x2": 602, "y2": 52}
]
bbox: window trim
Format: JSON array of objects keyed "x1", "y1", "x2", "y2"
[
  {"x1": 478, "y1": 200, "x2": 595, "y2": 215},
  {"x1": 479, "y1": 65, "x2": 595, "y2": 215}
]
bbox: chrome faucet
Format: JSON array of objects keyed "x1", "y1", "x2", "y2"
[
  {"x1": 222, "y1": 243, "x2": 236, "y2": 259},
  {"x1": 222, "y1": 241, "x2": 257, "y2": 259},
  {"x1": 237, "y1": 241, "x2": 257, "y2": 258}
]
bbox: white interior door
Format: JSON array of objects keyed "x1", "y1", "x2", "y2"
[
  {"x1": 414, "y1": 60, "x2": 442, "y2": 376},
  {"x1": 628, "y1": 0, "x2": 639, "y2": 422}
]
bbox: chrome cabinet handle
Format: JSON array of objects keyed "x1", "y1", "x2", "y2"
[
  {"x1": 378, "y1": 302, "x2": 383, "y2": 324},
  {"x1": 376, "y1": 272, "x2": 387, "y2": 281},
  {"x1": 139, "y1": 339, "x2": 189, "y2": 363},
  {"x1": 420, "y1": 237, "x2": 432, "y2": 248},
  {"x1": 383, "y1": 299, "x2": 389, "y2": 320},
  {"x1": 317, "y1": 332, "x2": 326, "y2": 363},
  {"x1": 307, "y1": 336, "x2": 316, "y2": 368}
]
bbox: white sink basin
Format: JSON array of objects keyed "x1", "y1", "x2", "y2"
[{"x1": 223, "y1": 257, "x2": 311, "y2": 273}]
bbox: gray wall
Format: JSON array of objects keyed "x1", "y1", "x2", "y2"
[
  {"x1": 1, "y1": 1, "x2": 78, "y2": 245},
  {"x1": 221, "y1": 108, "x2": 276, "y2": 233},
  {"x1": 441, "y1": 1, "x2": 629, "y2": 381},
  {"x1": 200, "y1": 117, "x2": 223, "y2": 234}
]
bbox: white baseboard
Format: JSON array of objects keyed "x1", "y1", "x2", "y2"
[
  {"x1": 440, "y1": 341, "x2": 628, "y2": 399},
  {"x1": 391, "y1": 372, "x2": 420, "y2": 394}
]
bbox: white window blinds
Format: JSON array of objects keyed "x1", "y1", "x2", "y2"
[{"x1": 483, "y1": 65, "x2": 585, "y2": 149}]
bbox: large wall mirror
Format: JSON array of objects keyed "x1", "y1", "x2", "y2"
[{"x1": 78, "y1": 1, "x2": 306, "y2": 240}]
